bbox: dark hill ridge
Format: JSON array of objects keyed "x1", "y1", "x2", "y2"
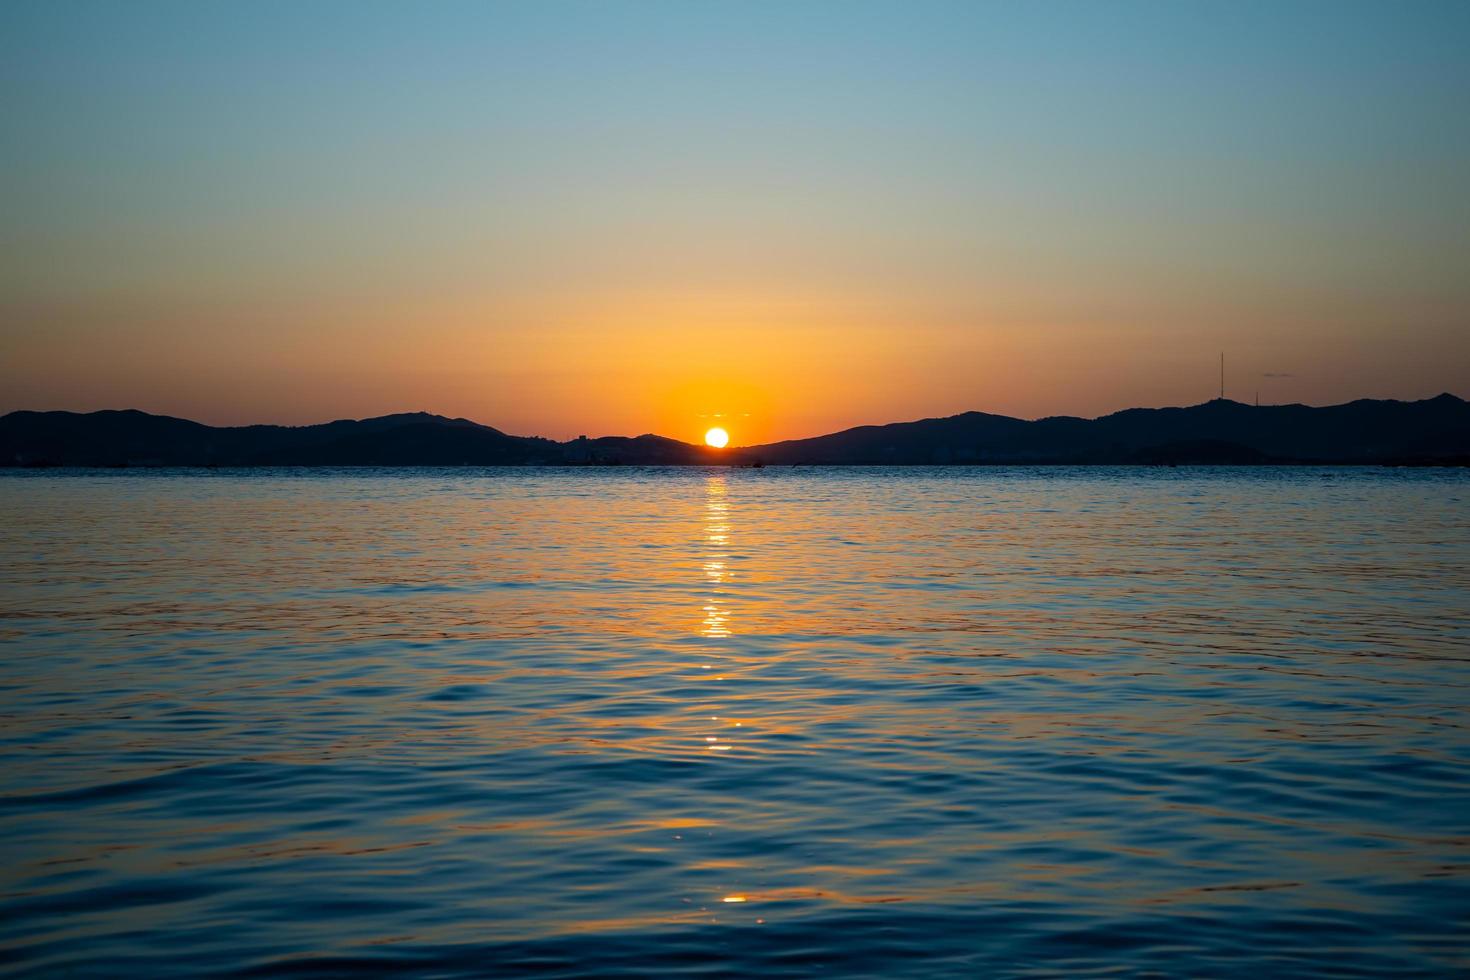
[
  {"x1": 746, "y1": 394, "x2": 1470, "y2": 465},
  {"x1": 2, "y1": 395, "x2": 1466, "y2": 467},
  {"x1": 0, "y1": 409, "x2": 563, "y2": 467}
]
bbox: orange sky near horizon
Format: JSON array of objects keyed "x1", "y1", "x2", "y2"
[{"x1": 4, "y1": 282, "x2": 1464, "y2": 447}]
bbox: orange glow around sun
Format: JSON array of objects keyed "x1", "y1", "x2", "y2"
[{"x1": 704, "y1": 427, "x2": 729, "y2": 448}]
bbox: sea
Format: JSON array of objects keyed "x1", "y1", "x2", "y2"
[{"x1": 1, "y1": 467, "x2": 1467, "y2": 977}]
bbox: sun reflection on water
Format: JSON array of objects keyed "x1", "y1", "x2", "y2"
[
  {"x1": 699, "y1": 474, "x2": 739, "y2": 762},
  {"x1": 700, "y1": 475, "x2": 731, "y2": 639}
]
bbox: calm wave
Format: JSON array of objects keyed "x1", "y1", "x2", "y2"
[{"x1": 1, "y1": 467, "x2": 1467, "y2": 977}]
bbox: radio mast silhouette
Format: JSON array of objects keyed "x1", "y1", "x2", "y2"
[{"x1": 1219, "y1": 352, "x2": 1225, "y2": 400}]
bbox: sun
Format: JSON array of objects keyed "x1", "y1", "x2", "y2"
[{"x1": 704, "y1": 427, "x2": 729, "y2": 449}]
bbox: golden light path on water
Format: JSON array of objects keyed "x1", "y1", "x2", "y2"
[
  {"x1": 701, "y1": 475, "x2": 737, "y2": 766},
  {"x1": 701, "y1": 475, "x2": 731, "y2": 640}
]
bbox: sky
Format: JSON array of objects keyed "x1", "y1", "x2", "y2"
[{"x1": 2, "y1": 0, "x2": 1468, "y2": 445}]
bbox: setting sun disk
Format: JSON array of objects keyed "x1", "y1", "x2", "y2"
[{"x1": 704, "y1": 427, "x2": 729, "y2": 448}]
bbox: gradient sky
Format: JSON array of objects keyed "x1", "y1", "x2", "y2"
[{"x1": 3, "y1": 1, "x2": 1468, "y2": 444}]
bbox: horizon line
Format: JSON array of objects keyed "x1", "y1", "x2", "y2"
[{"x1": 3, "y1": 390, "x2": 1465, "y2": 450}]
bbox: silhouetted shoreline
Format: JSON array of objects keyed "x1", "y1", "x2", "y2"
[{"x1": 3, "y1": 394, "x2": 1467, "y2": 468}]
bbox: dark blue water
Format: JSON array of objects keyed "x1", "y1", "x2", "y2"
[{"x1": 1, "y1": 467, "x2": 1467, "y2": 976}]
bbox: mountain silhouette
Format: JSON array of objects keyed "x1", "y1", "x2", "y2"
[
  {"x1": 745, "y1": 394, "x2": 1470, "y2": 465},
  {"x1": 2, "y1": 395, "x2": 1466, "y2": 467}
]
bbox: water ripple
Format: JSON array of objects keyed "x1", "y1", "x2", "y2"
[{"x1": 0, "y1": 467, "x2": 1467, "y2": 976}]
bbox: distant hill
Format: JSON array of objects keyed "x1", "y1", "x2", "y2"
[
  {"x1": 746, "y1": 394, "x2": 1470, "y2": 465},
  {"x1": 2, "y1": 395, "x2": 1467, "y2": 467},
  {"x1": 0, "y1": 410, "x2": 551, "y2": 466}
]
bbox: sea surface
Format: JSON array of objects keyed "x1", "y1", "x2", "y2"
[{"x1": 1, "y1": 467, "x2": 1467, "y2": 977}]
